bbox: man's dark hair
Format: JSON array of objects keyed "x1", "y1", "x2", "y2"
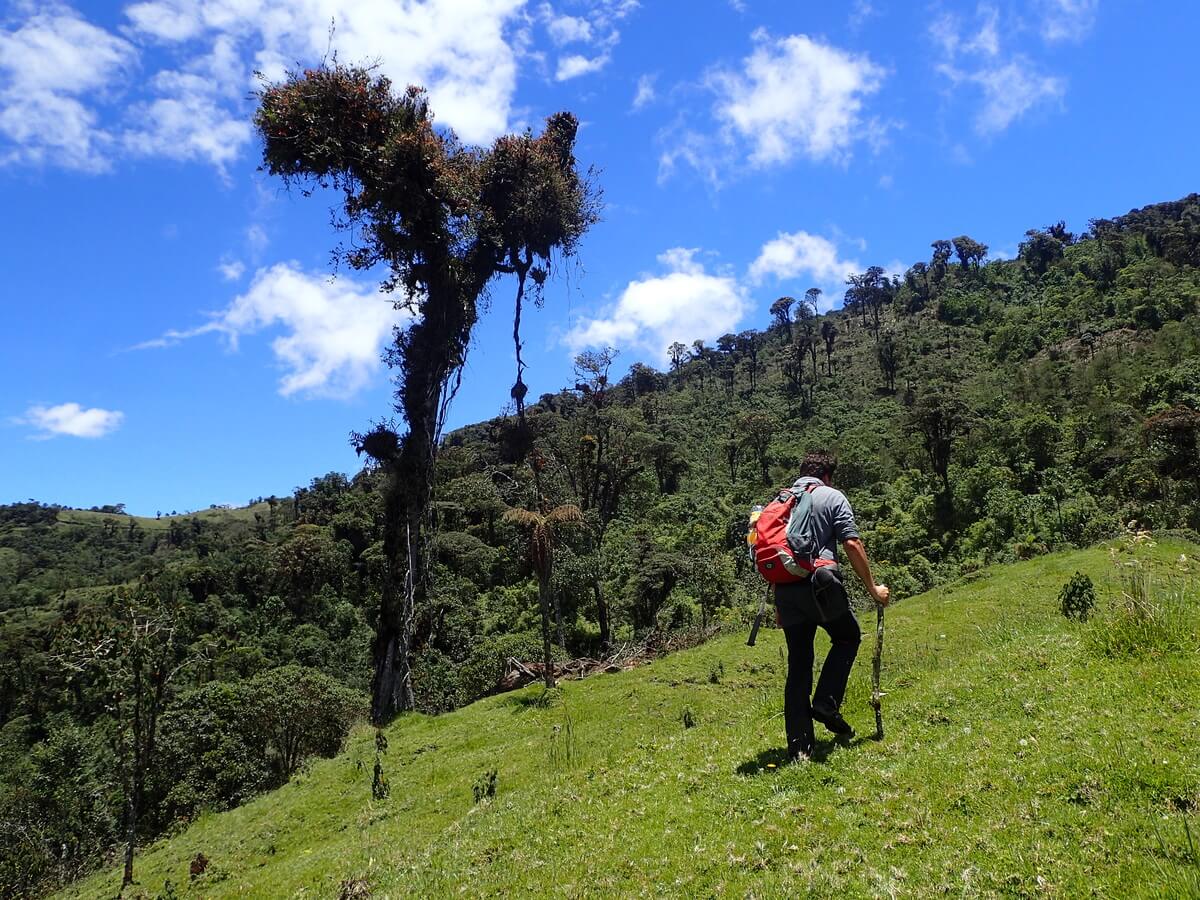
[{"x1": 798, "y1": 450, "x2": 837, "y2": 481}]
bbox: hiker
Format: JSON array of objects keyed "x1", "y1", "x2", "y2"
[{"x1": 774, "y1": 450, "x2": 889, "y2": 761}]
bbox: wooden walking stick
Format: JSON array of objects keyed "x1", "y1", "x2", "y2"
[
  {"x1": 871, "y1": 599, "x2": 885, "y2": 740},
  {"x1": 747, "y1": 584, "x2": 770, "y2": 647}
]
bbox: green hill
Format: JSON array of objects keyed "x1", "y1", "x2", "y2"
[{"x1": 62, "y1": 539, "x2": 1200, "y2": 899}]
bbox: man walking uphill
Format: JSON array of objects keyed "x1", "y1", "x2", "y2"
[{"x1": 775, "y1": 451, "x2": 889, "y2": 761}]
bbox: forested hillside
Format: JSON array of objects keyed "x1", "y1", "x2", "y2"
[{"x1": 3, "y1": 193, "x2": 1200, "y2": 895}]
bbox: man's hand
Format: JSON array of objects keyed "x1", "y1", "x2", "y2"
[{"x1": 844, "y1": 538, "x2": 889, "y2": 607}]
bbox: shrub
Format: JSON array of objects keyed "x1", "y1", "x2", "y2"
[
  {"x1": 1058, "y1": 572, "x2": 1097, "y2": 621},
  {"x1": 472, "y1": 769, "x2": 497, "y2": 803}
]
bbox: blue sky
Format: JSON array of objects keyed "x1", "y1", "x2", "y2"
[{"x1": 1, "y1": 0, "x2": 1196, "y2": 515}]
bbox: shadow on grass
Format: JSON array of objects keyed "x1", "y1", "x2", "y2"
[{"x1": 736, "y1": 734, "x2": 868, "y2": 775}]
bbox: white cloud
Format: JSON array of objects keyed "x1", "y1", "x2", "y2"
[
  {"x1": 1040, "y1": 0, "x2": 1098, "y2": 43},
  {"x1": 0, "y1": 5, "x2": 136, "y2": 170},
  {"x1": 128, "y1": 0, "x2": 528, "y2": 146},
  {"x1": 949, "y1": 59, "x2": 1065, "y2": 135},
  {"x1": 20, "y1": 403, "x2": 124, "y2": 439},
  {"x1": 542, "y1": 6, "x2": 592, "y2": 44},
  {"x1": 539, "y1": 1, "x2": 637, "y2": 83},
  {"x1": 657, "y1": 127, "x2": 724, "y2": 188},
  {"x1": 122, "y1": 34, "x2": 252, "y2": 172},
  {"x1": 557, "y1": 52, "x2": 610, "y2": 81},
  {"x1": 932, "y1": 8, "x2": 1066, "y2": 137},
  {"x1": 125, "y1": 0, "x2": 204, "y2": 42},
  {"x1": 703, "y1": 30, "x2": 885, "y2": 168},
  {"x1": 966, "y1": 5, "x2": 1001, "y2": 56},
  {"x1": 123, "y1": 86, "x2": 252, "y2": 171},
  {"x1": 2, "y1": 0, "x2": 530, "y2": 172},
  {"x1": 566, "y1": 248, "x2": 749, "y2": 363},
  {"x1": 632, "y1": 73, "x2": 656, "y2": 110},
  {"x1": 748, "y1": 231, "x2": 861, "y2": 295},
  {"x1": 139, "y1": 263, "x2": 407, "y2": 398},
  {"x1": 218, "y1": 260, "x2": 246, "y2": 281}
]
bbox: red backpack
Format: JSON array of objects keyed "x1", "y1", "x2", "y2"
[{"x1": 750, "y1": 484, "x2": 835, "y2": 584}]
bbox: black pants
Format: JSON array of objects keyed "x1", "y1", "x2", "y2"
[{"x1": 782, "y1": 612, "x2": 861, "y2": 752}]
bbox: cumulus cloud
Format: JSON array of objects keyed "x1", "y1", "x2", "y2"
[
  {"x1": 542, "y1": 6, "x2": 592, "y2": 44},
  {"x1": 707, "y1": 30, "x2": 885, "y2": 167},
  {"x1": 1, "y1": 0, "x2": 530, "y2": 172},
  {"x1": 122, "y1": 35, "x2": 252, "y2": 172},
  {"x1": 1040, "y1": 0, "x2": 1099, "y2": 43},
  {"x1": 126, "y1": 0, "x2": 528, "y2": 146},
  {"x1": 659, "y1": 30, "x2": 886, "y2": 184},
  {"x1": 540, "y1": 1, "x2": 637, "y2": 82},
  {"x1": 19, "y1": 403, "x2": 124, "y2": 438},
  {"x1": 137, "y1": 263, "x2": 406, "y2": 398},
  {"x1": 932, "y1": 6, "x2": 1066, "y2": 137},
  {"x1": 0, "y1": 5, "x2": 136, "y2": 170},
  {"x1": 566, "y1": 248, "x2": 749, "y2": 364},
  {"x1": 748, "y1": 231, "x2": 861, "y2": 294},
  {"x1": 557, "y1": 53, "x2": 610, "y2": 81}
]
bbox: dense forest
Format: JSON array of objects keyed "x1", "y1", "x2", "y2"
[{"x1": 3, "y1": 192, "x2": 1200, "y2": 895}]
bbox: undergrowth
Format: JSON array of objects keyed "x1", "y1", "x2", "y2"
[{"x1": 1086, "y1": 528, "x2": 1200, "y2": 658}]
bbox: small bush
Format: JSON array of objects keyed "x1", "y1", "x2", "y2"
[
  {"x1": 472, "y1": 769, "x2": 497, "y2": 804},
  {"x1": 1059, "y1": 571, "x2": 1097, "y2": 621},
  {"x1": 371, "y1": 730, "x2": 389, "y2": 801},
  {"x1": 681, "y1": 708, "x2": 696, "y2": 729}
]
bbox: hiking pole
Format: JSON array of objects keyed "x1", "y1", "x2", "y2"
[
  {"x1": 747, "y1": 584, "x2": 770, "y2": 647},
  {"x1": 871, "y1": 599, "x2": 885, "y2": 740}
]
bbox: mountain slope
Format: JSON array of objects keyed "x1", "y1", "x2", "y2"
[{"x1": 62, "y1": 538, "x2": 1200, "y2": 899}]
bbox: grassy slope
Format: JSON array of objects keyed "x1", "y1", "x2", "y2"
[
  {"x1": 64, "y1": 541, "x2": 1200, "y2": 899},
  {"x1": 56, "y1": 504, "x2": 271, "y2": 532}
]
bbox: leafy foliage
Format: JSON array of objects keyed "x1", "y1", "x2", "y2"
[{"x1": 1058, "y1": 571, "x2": 1097, "y2": 621}]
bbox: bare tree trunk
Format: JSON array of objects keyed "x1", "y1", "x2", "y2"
[
  {"x1": 371, "y1": 448, "x2": 430, "y2": 722},
  {"x1": 122, "y1": 791, "x2": 136, "y2": 888},
  {"x1": 594, "y1": 578, "x2": 610, "y2": 651},
  {"x1": 548, "y1": 546, "x2": 566, "y2": 651}
]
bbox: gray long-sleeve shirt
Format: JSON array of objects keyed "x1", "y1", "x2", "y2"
[
  {"x1": 774, "y1": 476, "x2": 861, "y2": 622},
  {"x1": 787, "y1": 476, "x2": 860, "y2": 563}
]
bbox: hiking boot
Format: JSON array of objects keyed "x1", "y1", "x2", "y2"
[{"x1": 812, "y1": 701, "x2": 854, "y2": 737}]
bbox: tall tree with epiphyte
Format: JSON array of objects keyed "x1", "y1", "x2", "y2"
[{"x1": 254, "y1": 65, "x2": 598, "y2": 722}]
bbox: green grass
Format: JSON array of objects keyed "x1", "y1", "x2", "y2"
[
  {"x1": 62, "y1": 540, "x2": 1200, "y2": 899},
  {"x1": 56, "y1": 503, "x2": 271, "y2": 532}
]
